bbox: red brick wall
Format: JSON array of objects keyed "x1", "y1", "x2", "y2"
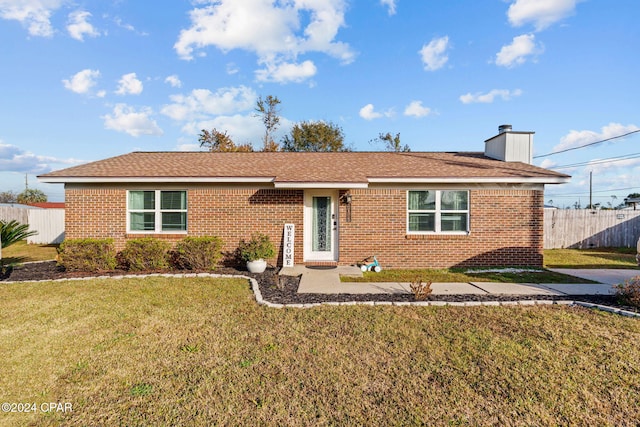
[
  {"x1": 65, "y1": 186, "x2": 543, "y2": 268},
  {"x1": 65, "y1": 187, "x2": 304, "y2": 266},
  {"x1": 338, "y1": 188, "x2": 544, "y2": 268}
]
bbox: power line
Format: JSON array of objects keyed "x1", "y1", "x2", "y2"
[
  {"x1": 534, "y1": 129, "x2": 640, "y2": 159},
  {"x1": 546, "y1": 186, "x2": 640, "y2": 197},
  {"x1": 552, "y1": 152, "x2": 640, "y2": 170}
]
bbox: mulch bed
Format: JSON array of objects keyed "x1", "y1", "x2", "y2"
[{"x1": 1, "y1": 261, "x2": 637, "y2": 312}]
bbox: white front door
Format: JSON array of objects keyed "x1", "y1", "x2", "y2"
[{"x1": 304, "y1": 190, "x2": 338, "y2": 261}]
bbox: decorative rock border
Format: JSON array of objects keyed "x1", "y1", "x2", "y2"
[{"x1": 3, "y1": 272, "x2": 639, "y2": 318}]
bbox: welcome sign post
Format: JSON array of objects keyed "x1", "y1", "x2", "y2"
[{"x1": 283, "y1": 224, "x2": 295, "y2": 267}]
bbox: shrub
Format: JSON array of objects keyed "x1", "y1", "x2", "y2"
[
  {"x1": 614, "y1": 276, "x2": 640, "y2": 308},
  {"x1": 410, "y1": 276, "x2": 433, "y2": 301},
  {"x1": 0, "y1": 219, "x2": 38, "y2": 250},
  {"x1": 238, "y1": 233, "x2": 275, "y2": 262},
  {"x1": 173, "y1": 236, "x2": 224, "y2": 270},
  {"x1": 119, "y1": 238, "x2": 170, "y2": 271},
  {"x1": 58, "y1": 238, "x2": 117, "y2": 272}
]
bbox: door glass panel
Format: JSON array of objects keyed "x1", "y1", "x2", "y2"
[{"x1": 312, "y1": 196, "x2": 331, "y2": 252}]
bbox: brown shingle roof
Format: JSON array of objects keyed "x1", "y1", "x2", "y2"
[{"x1": 38, "y1": 151, "x2": 570, "y2": 184}]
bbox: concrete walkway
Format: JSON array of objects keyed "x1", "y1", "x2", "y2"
[
  {"x1": 548, "y1": 269, "x2": 639, "y2": 286},
  {"x1": 280, "y1": 266, "x2": 639, "y2": 296}
]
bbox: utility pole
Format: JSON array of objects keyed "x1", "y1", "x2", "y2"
[
  {"x1": 25, "y1": 173, "x2": 29, "y2": 190},
  {"x1": 589, "y1": 172, "x2": 593, "y2": 209}
]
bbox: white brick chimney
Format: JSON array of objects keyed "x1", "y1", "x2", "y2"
[{"x1": 484, "y1": 124, "x2": 534, "y2": 164}]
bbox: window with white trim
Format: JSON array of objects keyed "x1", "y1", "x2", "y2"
[
  {"x1": 128, "y1": 190, "x2": 187, "y2": 233},
  {"x1": 407, "y1": 190, "x2": 469, "y2": 234}
]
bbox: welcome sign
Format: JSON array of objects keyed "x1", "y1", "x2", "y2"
[{"x1": 283, "y1": 224, "x2": 295, "y2": 267}]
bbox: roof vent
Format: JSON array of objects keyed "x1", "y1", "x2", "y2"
[{"x1": 498, "y1": 124, "x2": 512, "y2": 134}]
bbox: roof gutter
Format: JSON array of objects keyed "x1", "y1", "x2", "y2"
[
  {"x1": 39, "y1": 176, "x2": 570, "y2": 186},
  {"x1": 37, "y1": 176, "x2": 276, "y2": 184},
  {"x1": 368, "y1": 177, "x2": 570, "y2": 184},
  {"x1": 273, "y1": 182, "x2": 369, "y2": 189}
]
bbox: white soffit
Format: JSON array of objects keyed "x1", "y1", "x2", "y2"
[
  {"x1": 368, "y1": 177, "x2": 570, "y2": 184},
  {"x1": 38, "y1": 177, "x2": 276, "y2": 184},
  {"x1": 274, "y1": 182, "x2": 369, "y2": 189}
]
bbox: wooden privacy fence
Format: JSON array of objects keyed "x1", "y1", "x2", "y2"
[
  {"x1": 0, "y1": 206, "x2": 29, "y2": 224},
  {"x1": 544, "y1": 208, "x2": 640, "y2": 249},
  {"x1": 0, "y1": 206, "x2": 65, "y2": 244}
]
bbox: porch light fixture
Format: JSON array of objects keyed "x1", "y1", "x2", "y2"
[{"x1": 340, "y1": 191, "x2": 353, "y2": 222}]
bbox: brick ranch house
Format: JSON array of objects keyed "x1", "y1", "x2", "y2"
[{"x1": 38, "y1": 126, "x2": 569, "y2": 269}]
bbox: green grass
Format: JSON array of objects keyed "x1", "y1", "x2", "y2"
[
  {"x1": 544, "y1": 247, "x2": 639, "y2": 269},
  {"x1": 343, "y1": 247, "x2": 640, "y2": 283},
  {"x1": 342, "y1": 268, "x2": 593, "y2": 284},
  {"x1": 0, "y1": 241, "x2": 58, "y2": 265},
  {"x1": 1, "y1": 277, "x2": 639, "y2": 425}
]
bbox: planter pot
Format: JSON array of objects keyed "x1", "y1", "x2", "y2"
[{"x1": 246, "y1": 259, "x2": 267, "y2": 274}]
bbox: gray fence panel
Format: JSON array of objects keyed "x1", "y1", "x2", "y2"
[
  {"x1": 26, "y1": 209, "x2": 65, "y2": 244},
  {"x1": 0, "y1": 206, "x2": 29, "y2": 224},
  {"x1": 544, "y1": 209, "x2": 640, "y2": 249}
]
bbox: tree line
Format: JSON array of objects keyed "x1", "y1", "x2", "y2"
[
  {"x1": 0, "y1": 188, "x2": 47, "y2": 204},
  {"x1": 199, "y1": 95, "x2": 410, "y2": 153}
]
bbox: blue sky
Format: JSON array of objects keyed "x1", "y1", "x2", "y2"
[{"x1": 0, "y1": 0, "x2": 638, "y2": 207}]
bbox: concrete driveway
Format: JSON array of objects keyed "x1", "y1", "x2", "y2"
[
  {"x1": 548, "y1": 269, "x2": 640, "y2": 286},
  {"x1": 286, "y1": 266, "x2": 633, "y2": 296}
]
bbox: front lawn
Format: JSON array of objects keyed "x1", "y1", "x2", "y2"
[
  {"x1": 0, "y1": 241, "x2": 58, "y2": 265},
  {"x1": 544, "y1": 247, "x2": 639, "y2": 269},
  {"x1": 1, "y1": 277, "x2": 639, "y2": 425},
  {"x1": 342, "y1": 268, "x2": 592, "y2": 284}
]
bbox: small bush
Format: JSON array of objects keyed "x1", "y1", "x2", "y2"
[
  {"x1": 614, "y1": 276, "x2": 640, "y2": 308},
  {"x1": 238, "y1": 233, "x2": 275, "y2": 262},
  {"x1": 58, "y1": 238, "x2": 117, "y2": 272},
  {"x1": 173, "y1": 236, "x2": 224, "y2": 270},
  {"x1": 410, "y1": 276, "x2": 433, "y2": 301},
  {"x1": 119, "y1": 238, "x2": 170, "y2": 271}
]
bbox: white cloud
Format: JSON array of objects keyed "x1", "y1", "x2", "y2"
[
  {"x1": 62, "y1": 68, "x2": 100, "y2": 95},
  {"x1": 164, "y1": 75, "x2": 182, "y2": 88},
  {"x1": 176, "y1": 142, "x2": 201, "y2": 151},
  {"x1": 380, "y1": 0, "x2": 396, "y2": 15},
  {"x1": 403, "y1": 101, "x2": 431, "y2": 117},
  {"x1": 419, "y1": 36, "x2": 449, "y2": 71},
  {"x1": 585, "y1": 157, "x2": 640, "y2": 175},
  {"x1": 181, "y1": 114, "x2": 264, "y2": 143},
  {"x1": 539, "y1": 159, "x2": 556, "y2": 169},
  {"x1": 226, "y1": 63, "x2": 239, "y2": 75},
  {"x1": 102, "y1": 104, "x2": 163, "y2": 137},
  {"x1": 114, "y1": 17, "x2": 134, "y2": 32},
  {"x1": 359, "y1": 103, "x2": 394, "y2": 121},
  {"x1": 161, "y1": 86, "x2": 256, "y2": 122},
  {"x1": 554, "y1": 123, "x2": 640, "y2": 152},
  {"x1": 508, "y1": 0, "x2": 580, "y2": 31},
  {"x1": 0, "y1": 0, "x2": 65, "y2": 37},
  {"x1": 115, "y1": 72, "x2": 143, "y2": 95},
  {"x1": 495, "y1": 34, "x2": 543, "y2": 68},
  {"x1": 459, "y1": 89, "x2": 523, "y2": 104},
  {"x1": 67, "y1": 10, "x2": 99, "y2": 41},
  {"x1": 0, "y1": 140, "x2": 82, "y2": 173},
  {"x1": 174, "y1": 0, "x2": 353, "y2": 82},
  {"x1": 255, "y1": 60, "x2": 317, "y2": 83}
]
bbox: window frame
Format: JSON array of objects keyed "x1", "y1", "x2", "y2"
[
  {"x1": 127, "y1": 190, "x2": 188, "y2": 234},
  {"x1": 406, "y1": 190, "x2": 469, "y2": 235}
]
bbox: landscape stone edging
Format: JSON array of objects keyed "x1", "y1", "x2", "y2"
[{"x1": 2, "y1": 272, "x2": 639, "y2": 317}]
